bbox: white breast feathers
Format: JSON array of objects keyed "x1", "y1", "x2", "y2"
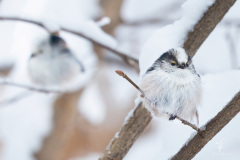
[{"x1": 140, "y1": 68, "x2": 202, "y2": 123}]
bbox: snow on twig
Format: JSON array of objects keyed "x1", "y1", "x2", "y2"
[{"x1": 0, "y1": 16, "x2": 138, "y2": 64}]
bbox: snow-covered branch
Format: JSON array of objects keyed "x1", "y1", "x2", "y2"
[
  {"x1": 99, "y1": 0, "x2": 237, "y2": 159},
  {"x1": 0, "y1": 78, "x2": 61, "y2": 93},
  {"x1": 183, "y1": 0, "x2": 237, "y2": 57},
  {"x1": 0, "y1": 16, "x2": 138, "y2": 64},
  {"x1": 0, "y1": 17, "x2": 52, "y2": 32},
  {"x1": 171, "y1": 90, "x2": 240, "y2": 160},
  {"x1": 99, "y1": 102, "x2": 151, "y2": 160}
]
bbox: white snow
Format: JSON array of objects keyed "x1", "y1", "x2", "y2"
[
  {"x1": 1, "y1": 0, "x2": 240, "y2": 160},
  {"x1": 78, "y1": 80, "x2": 107, "y2": 125},
  {"x1": 123, "y1": 107, "x2": 135, "y2": 126},
  {"x1": 40, "y1": 18, "x2": 61, "y2": 33},
  {"x1": 96, "y1": 17, "x2": 111, "y2": 27},
  {"x1": 121, "y1": 0, "x2": 186, "y2": 23},
  {"x1": 68, "y1": 20, "x2": 118, "y2": 49},
  {"x1": 0, "y1": 58, "x2": 14, "y2": 71},
  {"x1": 139, "y1": 0, "x2": 215, "y2": 76},
  {"x1": 126, "y1": 0, "x2": 240, "y2": 159},
  {"x1": 0, "y1": 91, "x2": 55, "y2": 160},
  {"x1": 0, "y1": 0, "x2": 100, "y2": 160},
  {"x1": 126, "y1": 70, "x2": 240, "y2": 160}
]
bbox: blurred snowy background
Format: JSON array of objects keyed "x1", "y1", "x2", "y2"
[{"x1": 0, "y1": 0, "x2": 240, "y2": 160}]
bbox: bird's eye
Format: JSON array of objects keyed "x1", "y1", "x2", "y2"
[{"x1": 171, "y1": 61, "x2": 176, "y2": 66}]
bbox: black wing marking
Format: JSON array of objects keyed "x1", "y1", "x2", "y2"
[
  {"x1": 146, "y1": 66, "x2": 155, "y2": 74},
  {"x1": 50, "y1": 34, "x2": 66, "y2": 46}
]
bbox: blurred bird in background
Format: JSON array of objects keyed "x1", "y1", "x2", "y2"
[{"x1": 28, "y1": 33, "x2": 84, "y2": 85}]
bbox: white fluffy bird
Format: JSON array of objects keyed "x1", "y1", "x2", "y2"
[
  {"x1": 140, "y1": 48, "x2": 202, "y2": 123},
  {"x1": 28, "y1": 34, "x2": 84, "y2": 85}
]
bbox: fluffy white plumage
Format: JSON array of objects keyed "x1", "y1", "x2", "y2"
[
  {"x1": 28, "y1": 34, "x2": 84, "y2": 85},
  {"x1": 140, "y1": 47, "x2": 202, "y2": 123}
]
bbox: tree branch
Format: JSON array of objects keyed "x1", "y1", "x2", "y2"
[
  {"x1": 183, "y1": 0, "x2": 237, "y2": 58},
  {"x1": 175, "y1": 116, "x2": 200, "y2": 132},
  {"x1": 99, "y1": 102, "x2": 152, "y2": 160},
  {"x1": 35, "y1": 90, "x2": 83, "y2": 160},
  {"x1": 99, "y1": 0, "x2": 237, "y2": 159},
  {"x1": 100, "y1": 0, "x2": 123, "y2": 35},
  {"x1": 171, "y1": 91, "x2": 240, "y2": 160},
  {"x1": 0, "y1": 16, "x2": 138, "y2": 64},
  {"x1": 0, "y1": 91, "x2": 32, "y2": 107},
  {"x1": 0, "y1": 78, "x2": 60, "y2": 93}
]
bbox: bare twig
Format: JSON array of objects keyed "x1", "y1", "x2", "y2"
[
  {"x1": 0, "y1": 16, "x2": 138, "y2": 64},
  {"x1": 115, "y1": 70, "x2": 144, "y2": 97},
  {"x1": 115, "y1": 69, "x2": 200, "y2": 132},
  {"x1": 175, "y1": 116, "x2": 200, "y2": 132},
  {"x1": 100, "y1": 0, "x2": 237, "y2": 159},
  {"x1": 0, "y1": 78, "x2": 61, "y2": 93},
  {"x1": 0, "y1": 91, "x2": 32, "y2": 107}
]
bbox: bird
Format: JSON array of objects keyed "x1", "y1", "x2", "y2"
[
  {"x1": 140, "y1": 47, "x2": 202, "y2": 124},
  {"x1": 28, "y1": 34, "x2": 84, "y2": 85}
]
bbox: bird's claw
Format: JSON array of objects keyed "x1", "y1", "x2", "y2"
[{"x1": 169, "y1": 115, "x2": 177, "y2": 120}]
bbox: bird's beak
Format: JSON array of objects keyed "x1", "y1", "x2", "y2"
[{"x1": 178, "y1": 63, "x2": 186, "y2": 69}]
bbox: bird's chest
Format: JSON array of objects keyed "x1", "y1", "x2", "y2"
[{"x1": 142, "y1": 70, "x2": 199, "y2": 98}]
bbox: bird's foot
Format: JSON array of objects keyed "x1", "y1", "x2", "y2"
[{"x1": 169, "y1": 114, "x2": 177, "y2": 121}]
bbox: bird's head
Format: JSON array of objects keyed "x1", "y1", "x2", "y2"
[
  {"x1": 157, "y1": 48, "x2": 192, "y2": 72},
  {"x1": 146, "y1": 47, "x2": 194, "y2": 74},
  {"x1": 30, "y1": 34, "x2": 69, "y2": 59}
]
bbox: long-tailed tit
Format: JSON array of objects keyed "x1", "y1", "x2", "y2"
[
  {"x1": 28, "y1": 34, "x2": 84, "y2": 85},
  {"x1": 140, "y1": 48, "x2": 202, "y2": 123}
]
